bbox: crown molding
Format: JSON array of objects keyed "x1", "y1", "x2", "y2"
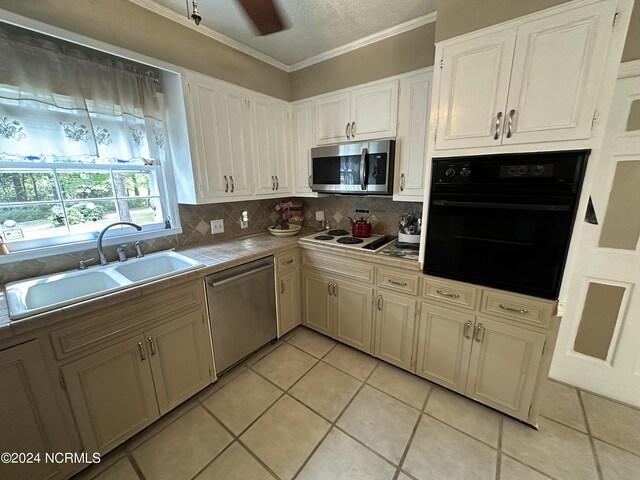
[
  {"x1": 618, "y1": 59, "x2": 640, "y2": 79},
  {"x1": 127, "y1": 0, "x2": 292, "y2": 71},
  {"x1": 288, "y1": 12, "x2": 437, "y2": 71}
]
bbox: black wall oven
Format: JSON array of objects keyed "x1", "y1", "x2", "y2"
[{"x1": 423, "y1": 151, "x2": 589, "y2": 300}]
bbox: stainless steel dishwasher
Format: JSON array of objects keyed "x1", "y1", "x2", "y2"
[{"x1": 205, "y1": 256, "x2": 277, "y2": 373}]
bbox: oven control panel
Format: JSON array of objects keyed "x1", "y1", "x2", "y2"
[{"x1": 500, "y1": 164, "x2": 553, "y2": 178}]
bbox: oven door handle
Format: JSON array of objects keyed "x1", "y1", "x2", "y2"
[
  {"x1": 360, "y1": 147, "x2": 368, "y2": 191},
  {"x1": 431, "y1": 200, "x2": 570, "y2": 212}
]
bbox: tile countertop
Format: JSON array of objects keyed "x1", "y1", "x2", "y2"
[{"x1": 0, "y1": 230, "x2": 419, "y2": 342}]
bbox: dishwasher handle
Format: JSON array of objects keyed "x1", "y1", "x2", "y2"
[{"x1": 207, "y1": 263, "x2": 273, "y2": 288}]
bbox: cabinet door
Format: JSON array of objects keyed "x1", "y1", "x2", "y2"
[
  {"x1": 435, "y1": 29, "x2": 517, "y2": 150},
  {"x1": 374, "y1": 291, "x2": 416, "y2": 371},
  {"x1": 269, "y1": 101, "x2": 292, "y2": 193},
  {"x1": 396, "y1": 71, "x2": 432, "y2": 199},
  {"x1": 302, "y1": 270, "x2": 333, "y2": 335},
  {"x1": 62, "y1": 337, "x2": 159, "y2": 454},
  {"x1": 315, "y1": 92, "x2": 350, "y2": 145},
  {"x1": 465, "y1": 317, "x2": 546, "y2": 419},
  {"x1": 277, "y1": 269, "x2": 300, "y2": 337},
  {"x1": 0, "y1": 341, "x2": 74, "y2": 480},
  {"x1": 334, "y1": 279, "x2": 374, "y2": 353},
  {"x1": 146, "y1": 311, "x2": 214, "y2": 415},
  {"x1": 251, "y1": 96, "x2": 276, "y2": 194},
  {"x1": 350, "y1": 80, "x2": 399, "y2": 141},
  {"x1": 189, "y1": 81, "x2": 233, "y2": 199},
  {"x1": 293, "y1": 100, "x2": 314, "y2": 193},
  {"x1": 415, "y1": 303, "x2": 474, "y2": 394},
  {"x1": 223, "y1": 88, "x2": 253, "y2": 195},
  {"x1": 503, "y1": 2, "x2": 615, "y2": 145}
]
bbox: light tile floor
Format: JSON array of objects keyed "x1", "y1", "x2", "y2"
[{"x1": 74, "y1": 326, "x2": 640, "y2": 480}]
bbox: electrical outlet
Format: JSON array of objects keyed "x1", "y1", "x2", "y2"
[
  {"x1": 240, "y1": 210, "x2": 249, "y2": 229},
  {"x1": 315, "y1": 211, "x2": 325, "y2": 221},
  {"x1": 211, "y1": 219, "x2": 224, "y2": 234}
]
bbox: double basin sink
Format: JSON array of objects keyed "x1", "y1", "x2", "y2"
[{"x1": 5, "y1": 251, "x2": 204, "y2": 320}]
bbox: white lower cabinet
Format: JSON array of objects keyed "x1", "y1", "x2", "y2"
[
  {"x1": 0, "y1": 340, "x2": 76, "y2": 480},
  {"x1": 302, "y1": 269, "x2": 374, "y2": 354},
  {"x1": 62, "y1": 310, "x2": 213, "y2": 454},
  {"x1": 373, "y1": 290, "x2": 416, "y2": 371}
]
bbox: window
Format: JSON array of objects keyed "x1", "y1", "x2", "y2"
[{"x1": 0, "y1": 23, "x2": 178, "y2": 254}]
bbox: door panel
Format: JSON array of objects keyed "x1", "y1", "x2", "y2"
[
  {"x1": 224, "y1": 89, "x2": 253, "y2": 195},
  {"x1": 315, "y1": 92, "x2": 350, "y2": 145},
  {"x1": 504, "y1": 3, "x2": 615, "y2": 144},
  {"x1": 436, "y1": 29, "x2": 517, "y2": 150},
  {"x1": 374, "y1": 291, "x2": 416, "y2": 370},
  {"x1": 147, "y1": 311, "x2": 213, "y2": 415},
  {"x1": 415, "y1": 303, "x2": 473, "y2": 393},
  {"x1": 350, "y1": 81, "x2": 398, "y2": 141},
  {"x1": 466, "y1": 317, "x2": 545, "y2": 419},
  {"x1": 62, "y1": 337, "x2": 159, "y2": 453},
  {"x1": 252, "y1": 97, "x2": 275, "y2": 194},
  {"x1": 334, "y1": 280, "x2": 374, "y2": 353},
  {"x1": 269, "y1": 101, "x2": 292, "y2": 193},
  {"x1": 278, "y1": 269, "x2": 300, "y2": 336},
  {"x1": 293, "y1": 101, "x2": 314, "y2": 193},
  {"x1": 302, "y1": 271, "x2": 333, "y2": 335}
]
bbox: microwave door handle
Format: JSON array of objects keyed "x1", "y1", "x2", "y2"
[
  {"x1": 360, "y1": 147, "x2": 368, "y2": 191},
  {"x1": 432, "y1": 200, "x2": 570, "y2": 212}
]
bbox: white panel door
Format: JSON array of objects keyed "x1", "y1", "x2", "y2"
[
  {"x1": 223, "y1": 88, "x2": 253, "y2": 196},
  {"x1": 315, "y1": 92, "x2": 350, "y2": 145},
  {"x1": 350, "y1": 80, "x2": 399, "y2": 141},
  {"x1": 503, "y1": 3, "x2": 616, "y2": 145},
  {"x1": 396, "y1": 70, "x2": 432, "y2": 199},
  {"x1": 334, "y1": 279, "x2": 374, "y2": 354},
  {"x1": 251, "y1": 96, "x2": 276, "y2": 194},
  {"x1": 268, "y1": 100, "x2": 292, "y2": 193},
  {"x1": 435, "y1": 28, "x2": 517, "y2": 150},
  {"x1": 292, "y1": 100, "x2": 314, "y2": 193},
  {"x1": 551, "y1": 69, "x2": 640, "y2": 407},
  {"x1": 302, "y1": 271, "x2": 333, "y2": 335},
  {"x1": 374, "y1": 290, "x2": 416, "y2": 371}
]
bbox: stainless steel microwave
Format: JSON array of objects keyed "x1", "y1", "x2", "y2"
[{"x1": 310, "y1": 140, "x2": 395, "y2": 195}]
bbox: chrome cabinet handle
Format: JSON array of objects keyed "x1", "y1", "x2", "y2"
[
  {"x1": 346, "y1": 122, "x2": 350, "y2": 139},
  {"x1": 499, "y1": 303, "x2": 528, "y2": 314},
  {"x1": 359, "y1": 147, "x2": 368, "y2": 190},
  {"x1": 388, "y1": 278, "x2": 408, "y2": 287},
  {"x1": 507, "y1": 109, "x2": 515, "y2": 138},
  {"x1": 283, "y1": 259, "x2": 294, "y2": 265},
  {"x1": 275, "y1": 175, "x2": 279, "y2": 190},
  {"x1": 280, "y1": 279, "x2": 285, "y2": 294},
  {"x1": 271, "y1": 176, "x2": 276, "y2": 191},
  {"x1": 230, "y1": 175, "x2": 234, "y2": 193},
  {"x1": 308, "y1": 175, "x2": 312, "y2": 188},
  {"x1": 464, "y1": 321, "x2": 473, "y2": 339},
  {"x1": 377, "y1": 295, "x2": 383, "y2": 311},
  {"x1": 224, "y1": 175, "x2": 229, "y2": 193},
  {"x1": 138, "y1": 341, "x2": 146, "y2": 361},
  {"x1": 148, "y1": 336, "x2": 156, "y2": 355},
  {"x1": 351, "y1": 121, "x2": 355, "y2": 138},
  {"x1": 436, "y1": 289, "x2": 460, "y2": 299},
  {"x1": 494, "y1": 112, "x2": 503, "y2": 140},
  {"x1": 328, "y1": 282, "x2": 333, "y2": 296},
  {"x1": 333, "y1": 283, "x2": 338, "y2": 297},
  {"x1": 475, "y1": 324, "x2": 485, "y2": 343},
  {"x1": 400, "y1": 173, "x2": 406, "y2": 191}
]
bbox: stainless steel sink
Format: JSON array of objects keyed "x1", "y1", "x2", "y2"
[{"x1": 5, "y1": 251, "x2": 203, "y2": 320}]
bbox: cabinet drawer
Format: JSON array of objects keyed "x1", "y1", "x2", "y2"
[
  {"x1": 50, "y1": 280, "x2": 205, "y2": 360},
  {"x1": 377, "y1": 268, "x2": 420, "y2": 296},
  {"x1": 276, "y1": 250, "x2": 298, "y2": 273},
  {"x1": 422, "y1": 277, "x2": 478, "y2": 310},
  {"x1": 480, "y1": 290, "x2": 554, "y2": 328},
  {"x1": 301, "y1": 250, "x2": 374, "y2": 283}
]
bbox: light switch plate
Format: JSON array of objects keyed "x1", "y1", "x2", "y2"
[{"x1": 211, "y1": 219, "x2": 224, "y2": 234}]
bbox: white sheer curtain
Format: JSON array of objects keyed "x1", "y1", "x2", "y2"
[{"x1": 0, "y1": 23, "x2": 167, "y2": 164}]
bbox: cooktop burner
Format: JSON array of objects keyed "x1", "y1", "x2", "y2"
[
  {"x1": 326, "y1": 229, "x2": 349, "y2": 236},
  {"x1": 337, "y1": 237, "x2": 364, "y2": 245},
  {"x1": 314, "y1": 235, "x2": 334, "y2": 241}
]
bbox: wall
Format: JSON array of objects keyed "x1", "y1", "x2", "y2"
[
  {"x1": 0, "y1": 197, "x2": 420, "y2": 285},
  {"x1": 0, "y1": 0, "x2": 290, "y2": 100},
  {"x1": 289, "y1": 22, "x2": 436, "y2": 101}
]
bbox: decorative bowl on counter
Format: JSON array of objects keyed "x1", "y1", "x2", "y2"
[{"x1": 268, "y1": 224, "x2": 301, "y2": 237}]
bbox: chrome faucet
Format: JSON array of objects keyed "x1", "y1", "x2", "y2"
[{"x1": 96, "y1": 222, "x2": 142, "y2": 266}]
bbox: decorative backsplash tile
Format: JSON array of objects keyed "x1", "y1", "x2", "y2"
[{"x1": 0, "y1": 196, "x2": 422, "y2": 285}]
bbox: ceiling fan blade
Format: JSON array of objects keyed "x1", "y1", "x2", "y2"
[{"x1": 237, "y1": 0, "x2": 286, "y2": 35}]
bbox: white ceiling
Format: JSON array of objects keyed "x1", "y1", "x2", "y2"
[{"x1": 139, "y1": 0, "x2": 437, "y2": 68}]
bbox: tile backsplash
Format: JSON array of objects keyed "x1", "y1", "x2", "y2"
[{"x1": 0, "y1": 196, "x2": 422, "y2": 284}]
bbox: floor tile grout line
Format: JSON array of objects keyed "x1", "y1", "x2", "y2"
[
  {"x1": 365, "y1": 380, "x2": 429, "y2": 413},
  {"x1": 125, "y1": 451, "x2": 147, "y2": 480},
  {"x1": 393, "y1": 384, "x2": 433, "y2": 480},
  {"x1": 499, "y1": 453, "x2": 559, "y2": 480},
  {"x1": 421, "y1": 410, "x2": 501, "y2": 452},
  {"x1": 495, "y1": 417, "x2": 503, "y2": 480},
  {"x1": 577, "y1": 390, "x2": 605, "y2": 480}
]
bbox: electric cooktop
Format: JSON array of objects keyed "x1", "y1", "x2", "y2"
[{"x1": 301, "y1": 231, "x2": 396, "y2": 252}]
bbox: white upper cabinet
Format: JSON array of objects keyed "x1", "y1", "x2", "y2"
[
  {"x1": 434, "y1": 1, "x2": 616, "y2": 151},
  {"x1": 395, "y1": 69, "x2": 433, "y2": 200},
  {"x1": 314, "y1": 80, "x2": 399, "y2": 145},
  {"x1": 292, "y1": 100, "x2": 314, "y2": 194}
]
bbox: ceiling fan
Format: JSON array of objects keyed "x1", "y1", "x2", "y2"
[{"x1": 186, "y1": 0, "x2": 286, "y2": 35}]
